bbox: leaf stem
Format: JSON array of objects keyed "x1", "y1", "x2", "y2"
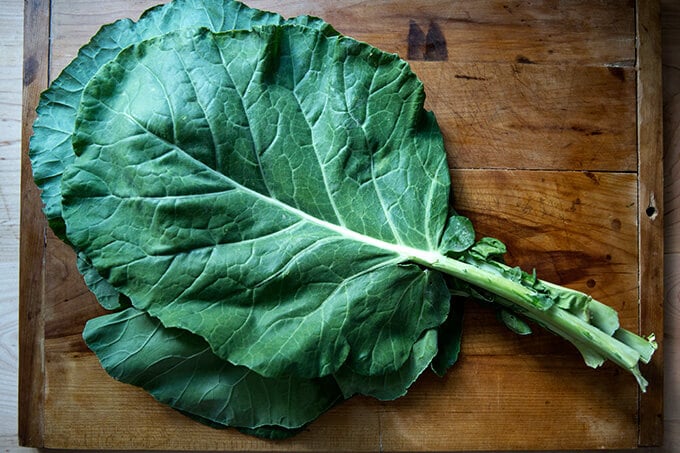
[{"x1": 410, "y1": 252, "x2": 653, "y2": 390}]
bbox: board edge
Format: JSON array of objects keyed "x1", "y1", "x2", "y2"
[
  {"x1": 636, "y1": 0, "x2": 665, "y2": 447},
  {"x1": 18, "y1": 0, "x2": 51, "y2": 447}
]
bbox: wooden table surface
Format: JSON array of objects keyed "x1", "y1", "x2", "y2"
[{"x1": 1, "y1": 0, "x2": 679, "y2": 451}]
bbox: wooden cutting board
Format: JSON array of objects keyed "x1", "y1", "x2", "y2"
[{"x1": 19, "y1": 0, "x2": 663, "y2": 450}]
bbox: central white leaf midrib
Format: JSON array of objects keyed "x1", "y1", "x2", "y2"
[
  {"x1": 221, "y1": 163, "x2": 439, "y2": 263},
  {"x1": 121, "y1": 110, "x2": 441, "y2": 265}
]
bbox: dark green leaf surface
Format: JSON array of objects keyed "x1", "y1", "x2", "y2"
[
  {"x1": 76, "y1": 252, "x2": 129, "y2": 310},
  {"x1": 85, "y1": 307, "x2": 450, "y2": 431},
  {"x1": 430, "y1": 299, "x2": 464, "y2": 376},
  {"x1": 83, "y1": 307, "x2": 343, "y2": 429},
  {"x1": 63, "y1": 25, "x2": 452, "y2": 379},
  {"x1": 498, "y1": 309, "x2": 532, "y2": 336},
  {"x1": 31, "y1": 0, "x2": 335, "y2": 312},
  {"x1": 333, "y1": 329, "x2": 438, "y2": 400},
  {"x1": 29, "y1": 0, "x2": 334, "y2": 238},
  {"x1": 439, "y1": 214, "x2": 475, "y2": 257}
]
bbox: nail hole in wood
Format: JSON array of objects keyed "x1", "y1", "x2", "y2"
[{"x1": 646, "y1": 193, "x2": 658, "y2": 220}]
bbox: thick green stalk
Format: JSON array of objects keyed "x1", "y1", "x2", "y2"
[{"x1": 410, "y1": 252, "x2": 654, "y2": 390}]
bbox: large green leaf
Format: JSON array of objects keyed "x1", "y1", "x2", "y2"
[
  {"x1": 62, "y1": 25, "x2": 452, "y2": 380},
  {"x1": 85, "y1": 307, "x2": 444, "y2": 432},
  {"x1": 31, "y1": 0, "x2": 336, "y2": 313},
  {"x1": 83, "y1": 307, "x2": 343, "y2": 430},
  {"x1": 76, "y1": 252, "x2": 129, "y2": 310},
  {"x1": 30, "y1": 0, "x2": 335, "y2": 239},
  {"x1": 333, "y1": 329, "x2": 438, "y2": 400}
]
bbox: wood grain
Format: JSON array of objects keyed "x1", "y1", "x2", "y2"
[
  {"x1": 246, "y1": 0, "x2": 636, "y2": 65},
  {"x1": 16, "y1": 0, "x2": 666, "y2": 451},
  {"x1": 0, "y1": 0, "x2": 23, "y2": 450},
  {"x1": 414, "y1": 62, "x2": 637, "y2": 171},
  {"x1": 637, "y1": 0, "x2": 665, "y2": 445},
  {"x1": 48, "y1": 1, "x2": 638, "y2": 172},
  {"x1": 18, "y1": 0, "x2": 50, "y2": 447},
  {"x1": 661, "y1": 1, "x2": 680, "y2": 450},
  {"x1": 40, "y1": 349, "x2": 637, "y2": 451},
  {"x1": 48, "y1": 0, "x2": 637, "y2": 73}
]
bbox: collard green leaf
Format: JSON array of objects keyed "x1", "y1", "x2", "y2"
[
  {"x1": 76, "y1": 252, "x2": 129, "y2": 310},
  {"x1": 63, "y1": 25, "x2": 453, "y2": 380},
  {"x1": 430, "y1": 299, "x2": 464, "y2": 376},
  {"x1": 467, "y1": 237, "x2": 507, "y2": 261},
  {"x1": 84, "y1": 306, "x2": 447, "y2": 431},
  {"x1": 32, "y1": 0, "x2": 336, "y2": 311},
  {"x1": 498, "y1": 309, "x2": 532, "y2": 336},
  {"x1": 439, "y1": 214, "x2": 475, "y2": 256},
  {"x1": 334, "y1": 329, "x2": 438, "y2": 400},
  {"x1": 83, "y1": 307, "x2": 343, "y2": 430},
  {"x1": 29, "y1": 0, "x2": 335, "y2": 239}
]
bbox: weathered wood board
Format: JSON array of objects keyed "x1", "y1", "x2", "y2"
[{"x1": 20, "y1": 0, "x2": 664, "y2": 450}]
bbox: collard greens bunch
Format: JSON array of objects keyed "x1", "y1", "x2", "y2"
[{"x1": 30, "y1": 0, "x2": 656, "y2": 439}]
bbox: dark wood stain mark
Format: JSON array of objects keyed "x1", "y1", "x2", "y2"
[
  {"x1": 407, "y1": 20, "x2": 426, "y2": 61},
  {"x1": 515, "y1": 55, "x2": 536, "y2": 64},
  {"x1": 608, "y1": 66, "x2": 626, "y2": 82},
  {"x1": 24, "y1": 55, "x2": 39, "y2": 87},
  {"x1": 568, "y1": 197, "x2": 581, "y2": 212},
  {"x1": 454, "y1": 74, "x2": 487, "y2": 81},
  {"x1": 583, "y1": 171, "x2": 601, "y2": 185},
  {"x1": 425, "y1": 21, "x2": 448, "y2": 61},
  {"x1": 505, "y1": 122, "x2": 605, "y2": 137},
  {"x1": 571, "y1": 125, "x2": 604, "y2": 136},
  {"x1": 407, "y1": 20, "x2": 448, "y2": 61}
]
